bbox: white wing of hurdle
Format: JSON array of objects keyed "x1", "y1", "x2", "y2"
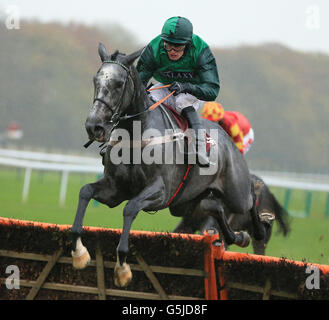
[{"x1": 0, "y1": 151, "x2": 103, "y2": 206}]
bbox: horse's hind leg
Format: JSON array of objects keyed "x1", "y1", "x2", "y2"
[
  {"x1": 173, "y1": 216, "x2": 199, "y2": 234},
  {"x1": 199, "y1": 216, "x2": 220, "y2": 235},
  {"x1": 249, "y1": 186, "x2": 266, "y2": 241},
  {"x1": 249, "y1": 220, "x2": 273, "y2": 255},
  {"x1": 171, "y1": 199, "x2": 206, "y2": 234},
  {"x1": 200, "y1": 197, "x2": 250, "y2": 247},
  {"x1": 251, "y1": 239, "x2": 266, "y2": 255}
]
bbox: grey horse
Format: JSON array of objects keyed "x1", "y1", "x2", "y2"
[{"x1": 70, "y1": 43, "x2": 265, "y2": 287}]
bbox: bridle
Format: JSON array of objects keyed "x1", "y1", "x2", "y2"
[
  {"x1": 93, "y1": 60, "x2": 133, "y2": 128},
  {"x1": 84, "y1": 60, "x2": 175, "y2": 149}
]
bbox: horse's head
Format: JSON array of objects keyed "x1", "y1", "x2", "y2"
[{"x1": 85, "y1": 43, "x2": 142, "y2": 143}]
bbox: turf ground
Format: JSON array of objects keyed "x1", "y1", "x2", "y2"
[{"x1": 0, "y1": 168, "x2": 328, "y2": 264}]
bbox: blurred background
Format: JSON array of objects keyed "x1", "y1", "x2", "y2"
[
  {"x1": 0, "y1": 0, "x2": 328, "y2": 262},
  {"x1": 0, "y1": 0, "x2": 328, "y2": 173}
]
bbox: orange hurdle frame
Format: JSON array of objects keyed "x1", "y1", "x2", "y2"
[
  {"x1": 0, "y1": 217, "x2": 217, "y2": 300},
  {"x1": 3, "y1": 217, "x2": 327, "y2": 300}
]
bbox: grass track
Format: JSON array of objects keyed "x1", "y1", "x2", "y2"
[{"x1": 0, "y1": 168, "x2": 328, "y2": 264}]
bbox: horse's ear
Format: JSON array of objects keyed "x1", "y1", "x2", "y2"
[
  {"x1": 98, "y1": 43, "x2": 109, "y2": 62},
  {"x1": 123, "y1": 47, "x2": 145, "y2": 66}
]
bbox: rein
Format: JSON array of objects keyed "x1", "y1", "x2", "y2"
[
  {"x1": 96, "y1": 60, "x2": 174, "y2": 121},
  {"x1": 84, "y1": 61, "x2": 175, "y2": 148},
  {"x1": 118, "y1": 84, "x2": 175, "y2": 121}
]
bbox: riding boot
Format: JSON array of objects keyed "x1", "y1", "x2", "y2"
[{"x1": 181, "y1": 106, "x2": 210, "y2": 167}]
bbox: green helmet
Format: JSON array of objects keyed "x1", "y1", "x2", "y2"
[{"x1": 161, "y1": 16, "x2": 193, "y2": 45}]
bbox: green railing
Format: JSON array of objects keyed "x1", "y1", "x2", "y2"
[{"x1": 283, "y1": 188, "x2": 329, "y2": 218}]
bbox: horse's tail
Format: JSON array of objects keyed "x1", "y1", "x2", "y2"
[{"x1": 270, "y1": 191, "x2": 291, "y2": 236}]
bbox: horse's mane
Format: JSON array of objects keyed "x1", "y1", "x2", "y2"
[{"x1": 107, "y1": 48, "x2": 148, "y2": 102}]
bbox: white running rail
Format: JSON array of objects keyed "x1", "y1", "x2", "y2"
[{"x1": 0, "y1": 148, "x2": 328, "y2": 206}]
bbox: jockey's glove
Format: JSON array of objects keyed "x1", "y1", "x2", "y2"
[{"x1": 169, "y1": 82, "x2": 191, "y2": 96}]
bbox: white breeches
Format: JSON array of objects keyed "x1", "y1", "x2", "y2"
[{"x1": 148, "y1": 83, "x2": 204, "y2": 114}]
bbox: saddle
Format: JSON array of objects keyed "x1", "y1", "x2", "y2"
[
  {"x1": 106, "y1": 101, "x2": 215, "y2": 207},
  {"x1": 160, "y1": 103, "x2": 213, "y2": 154}
]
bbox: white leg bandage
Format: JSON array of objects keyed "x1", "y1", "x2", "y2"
[
  {"x1": 71, "y1": 237, "x2": 87, "y2": 258},
  {"x1": 148, "y1": 83, "x2": 204, "y2": 114}
]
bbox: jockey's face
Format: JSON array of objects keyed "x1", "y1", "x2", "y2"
[{"x1": 164, "y1": 41, "x2": 185, "y2": 61}]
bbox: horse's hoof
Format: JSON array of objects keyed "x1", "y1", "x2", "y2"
[
  {"x1": 72, "y1": 247, "x2": 91, "y2": 269},
  {"x1": 234, "y1": 231, "x2": 250, "y2": 248},
  {"x1": 114, "y1": 262, "x2": 132, "y2": 287},
  {"x1": 259, "y1": 212, "x2": 275, "y2": 224}
]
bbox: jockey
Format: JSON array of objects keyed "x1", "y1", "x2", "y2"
[
  {"x1": 137, "y1": 16, "x2": 220, "y2": 167},
  {"x1": 201, "y1": 102, "x2": 254, "y2": 155}
]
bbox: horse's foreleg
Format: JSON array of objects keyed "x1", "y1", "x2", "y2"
[
  {"x1": 70, "y1": 178, "x2": 114, "y2": 270},
  {"x1": 70, "y1": 184, "x2": 94, "y2": 269},
  {"x1": 114, "y1": 177, "x2": 165, "y2": 287}
]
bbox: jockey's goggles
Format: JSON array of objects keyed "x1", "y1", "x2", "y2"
[{"x1": 163, "y1": 42, "x2": 186, "y2": 52}]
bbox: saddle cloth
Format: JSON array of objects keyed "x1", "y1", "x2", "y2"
[{"x1": 108, "y1": 103, "x2": 215, "y2": 152}]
